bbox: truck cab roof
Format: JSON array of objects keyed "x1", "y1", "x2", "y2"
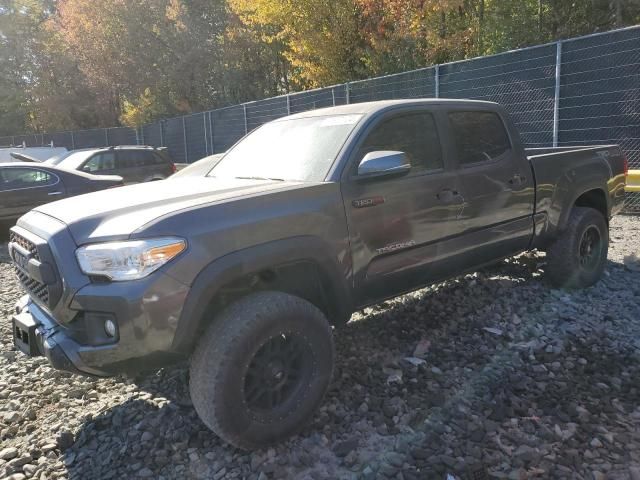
[{"x1": 282, "y1": 98, "x2": 500, "y2": 121}]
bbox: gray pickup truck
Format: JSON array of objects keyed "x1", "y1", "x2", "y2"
[{"x1": 9, "y1": 99, "x2": 627, "y2": 449}]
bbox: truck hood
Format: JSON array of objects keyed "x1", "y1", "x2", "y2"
[{"x1": 33, "y1": 177, "x2": 305, "y2": 243}]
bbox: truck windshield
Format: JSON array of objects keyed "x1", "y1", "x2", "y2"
[{"x1": 209, "y1": 114, "x2": 363, "y2": 182}]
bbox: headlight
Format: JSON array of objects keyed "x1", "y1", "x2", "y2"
[{"x1": 76, "y1": 237, "x2": 186, "y2": 281}]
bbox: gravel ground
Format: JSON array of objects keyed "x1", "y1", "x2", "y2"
[{"x1": 1, "y1": 216, "x2": 640, "y2": 480}]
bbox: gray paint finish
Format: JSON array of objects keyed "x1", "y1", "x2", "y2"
[{"x1": 8, "y1": 99, "x2": 627, "y2": 376}]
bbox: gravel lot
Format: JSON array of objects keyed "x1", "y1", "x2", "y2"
[{"x1": 1, "y1": 215, "x2": 640, "y2": 480}]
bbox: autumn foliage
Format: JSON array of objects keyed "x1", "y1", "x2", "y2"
[{"x1": 0, "y1": 0, "x2": 638, "y2": 135}]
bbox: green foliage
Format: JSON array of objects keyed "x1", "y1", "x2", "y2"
[
  {"x1": 120, "y1": 89, "x2": 169, "y2": 127},
  {"x1": 0, "y1": 0, "x2": 638, "y2": 133}
]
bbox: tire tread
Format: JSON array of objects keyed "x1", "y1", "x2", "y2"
[
  {"x1": 189, "y1": 291, "x2": 333, "y2": 450},
  {"x1": 545, "y1": 206, "x2": 608, "y2": 288}
]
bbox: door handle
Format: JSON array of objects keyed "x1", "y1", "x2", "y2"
[
  {"x1": 436, "y1": 188, "x2": 461, "y2": 203},
  {"x1": 48, "y1": 191, "x2": 63, "y2": 196},
  {"x1": 508, "y1": 174, "x2": 526, "y2": 186}
]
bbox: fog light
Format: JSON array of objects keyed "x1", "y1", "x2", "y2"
[{"x1": 104, "y1": 319, "x2": 117, "y2": 337}]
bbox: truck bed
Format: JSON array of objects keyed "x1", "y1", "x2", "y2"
[
  {"x1": 524, "y1": 144, "x2": 627, "y2": 246},
  {"x1": 525, "y1": 144, "x2": 620, "y2": 159}
]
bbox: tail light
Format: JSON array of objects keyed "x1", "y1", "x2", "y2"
[{"x1": 170, "y1": 163, "x2": 177, "y2": 174}]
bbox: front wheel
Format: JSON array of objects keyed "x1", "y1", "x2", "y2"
[
  {"x1": 545, "y1": 206, "x2": 608, "y2": 288},
  {"x1": 189, "y1": 291, "x2": 334, "y2": 450}
]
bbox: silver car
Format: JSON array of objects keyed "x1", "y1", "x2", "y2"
[{"x1": 54, "y1": 146, "x2": 176, "y2": 184}]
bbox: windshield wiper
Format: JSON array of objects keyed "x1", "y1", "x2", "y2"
[{"x1": 235, "y1": 176, "x2": 285, "y2": 182}]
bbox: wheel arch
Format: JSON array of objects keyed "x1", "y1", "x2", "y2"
[
  {"x1": 171, "y1": 236, "x2": 353, "y2": 354},
  {"x1": 556, "y1": 185, "x2": 609, "y2": 232},
  {"x1": 572, "y1": 188, "x2": 608, "y2": 222},
  {"x1": 535, "y1": 180, "x2": 610, "y2": 250},
  {"x1": 144, "y1": 175, "x2": 165, "y2": 182}
]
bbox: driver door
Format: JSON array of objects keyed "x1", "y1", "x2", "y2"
[{"x1": 341, "y1": 108, "x2": 465, "y2": 306}]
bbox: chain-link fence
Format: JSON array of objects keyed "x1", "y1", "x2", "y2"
[{"x1": 2, "y1": 25, "x2": 639, "y2": 209}]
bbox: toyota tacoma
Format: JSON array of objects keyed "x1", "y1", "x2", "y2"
[{"x1": 8, "y1": 99, "x2": 628, "y2": 449}]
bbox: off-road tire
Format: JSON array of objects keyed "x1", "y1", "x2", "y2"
[
  {"x1": 189, "y1": 291, "x2": 334, "y2": 450},
  {"x1": 545, "y1": 206, "x2": 608, "y2": 288}
]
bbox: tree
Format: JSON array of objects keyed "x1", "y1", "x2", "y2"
[
  {"x1": 0, "y1": 0, "x2": 639, "y2": 135},
  {"x1": 0, "y1": 0, "x2": 48, "y2": 136},
  {"x1": 229, "y1": 0, "x2": 368, "y2": 88}
]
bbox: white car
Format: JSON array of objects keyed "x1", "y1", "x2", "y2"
[
  {"x1": 0, "y1": 146, "x2": 67, "y2": 163},
  {"x1": 170, "y1": 153, "x2": 224, "y2": 178}
]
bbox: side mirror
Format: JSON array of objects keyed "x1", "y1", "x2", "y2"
[{"x1": 356, "y1": 151, "x2": 411, "y2": 180}]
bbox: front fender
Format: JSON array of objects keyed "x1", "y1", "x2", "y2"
[{"x1": 170, "y1": 235, "x2": 353, "y2": 354}]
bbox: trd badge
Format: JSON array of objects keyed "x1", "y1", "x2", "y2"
[{"x1": 352, "y1": 196, "x2": 385, "y2": 208}]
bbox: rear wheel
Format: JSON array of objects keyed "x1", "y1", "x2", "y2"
[
  {"x1": 189, "y1": 291, "x2": 334, "y2": 450},
  {"x1": 545, "y1": 206, "x2": 608, "y2": 288}
]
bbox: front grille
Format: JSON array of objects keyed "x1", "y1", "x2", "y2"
[
  {"x1": 10, "y1": 231, "x2": 50, "y2": 306},
  {"x1": 10, "y1": 231, "x2": 40, "y2": 260},
  {"x1": 14, "y1": 267, "x2": 50, "y2": 304}
]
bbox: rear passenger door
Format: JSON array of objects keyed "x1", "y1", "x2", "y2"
[
  {"x1": 114, "y1": 150, "x2": 144, "y2": 183},
  {"x1": 115, "y1": 150, "x2": 164, "y2": 183},
  {"x1": 447, "y1": 109, "x2": 535, "y2": 266}
]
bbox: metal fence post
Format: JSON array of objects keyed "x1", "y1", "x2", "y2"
[
  {"x1": 70, "y1": 131, "x2": 75, "y2": 150},
  {"x1": 140, "y1": 126, "x2": 145, "y2": 145},
  {"x1": 203, "y1": 113, "x2": 208, "y2": 156},
  {"x1": 331, "y1": 88, "x2": 336, "y2": 106},
  {"x1": 135, "y1": 127, "x2": 140, "y2": 145},
  {"x1": 104, "y1": 128, "x2": 109, "y2": 146},
  {"x1": 435, "y1": 65, "x2": 440, "y2": 98},
  {"x1": 159, "y1": 122, "x2": 164, "y2": 147},
  {"x1": 41, "y1": 133, "x2": 44, "y2": 146},
  {"x1": 286, "y1": 95, "x2": 291, "y2": 115},
  {"x1": 209, "y1": 112, "x2": 215, "y2": 154},
  {"x1": 182, "y1": 116, "x2": 188, "y2": 162},
  {"x1": 11, "y1": 136, "x2": 15, "y2": 146},
  {"x1": 553, "y1": 41, "x2": 562, "y2": 148},
  {"x1": 243, "y1": 104, "x2": 248, "y2": 134},
  {"x1": 345, "y1": 83, "x2": 350, "y2": 104}
]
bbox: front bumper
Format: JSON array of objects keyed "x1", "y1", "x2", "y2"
[
  {"x1": 13, "y1": 297, "x2": 102, "y2": 376},
  {"x1": 13, "y1": 264, "x2": 191, "y2": 376},
  {"x1": 9, "y1": 213, "x2": 192, "y2": 376}
]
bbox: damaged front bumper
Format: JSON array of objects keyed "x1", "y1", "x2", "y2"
[{"x1": 12, "y1": 295, "x2": 101, "y2": 376}]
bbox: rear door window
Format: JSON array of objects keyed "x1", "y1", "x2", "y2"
[
  {"x1": 0, "y1": 168, "x2": 57, "y2": 190},
  {"x1": 117, "y1": 150, "x2": 147, "y2": 169},
  {"x1": 448, "y1": 111, "x2": 511, "y2": 166}
]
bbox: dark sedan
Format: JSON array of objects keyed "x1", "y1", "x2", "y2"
[{"x1": 0, "y1": 162, "x2": 123, "y2": 227}]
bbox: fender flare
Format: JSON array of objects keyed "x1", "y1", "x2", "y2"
[
  {"x1": 170, "y1": 236, "x2": 353, "y2": 353},
  {"x1": 556, "y1": 182, "x2": 609, "y2": 232},
  {"x1": 543, "y1": 159, "x2": 611, "y2": 241}
]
